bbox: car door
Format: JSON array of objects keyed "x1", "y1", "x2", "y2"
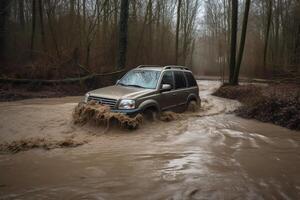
[
  {"x1": 159, "y1": 71, "x2": 177, "y2": 111},
  {"x1": 184, "y1": 71, "x2": 199, "y2": 98},
  {"x1": 173, "y1": 71, "x2": 189, "y2": 107}
]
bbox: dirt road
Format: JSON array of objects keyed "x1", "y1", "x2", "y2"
[{"x1": 0, "y1": 81, "x2": 299, "y2": 199}]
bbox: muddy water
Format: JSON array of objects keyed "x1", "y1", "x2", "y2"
[{"x1": 0, "y1": 81, "x2": 300, "y2": 199}]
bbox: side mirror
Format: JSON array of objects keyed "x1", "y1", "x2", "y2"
[{"x1": 160, "y1": 84, "x2": 172, "y2": 92}]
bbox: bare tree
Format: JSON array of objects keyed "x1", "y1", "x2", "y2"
[
  {"x1": 0, "y1": 0, "x2": 10, "y2": 58},
  {"x1": 229, "y1": 0, "x2": 238, "y2": 83},
  {"x1": 116, "y1": 0, "x2": 129, "y2": 69},
  {"x1": 232, "y1": 0, "x2": 251, "y2": 85},
  {"x1": 30, "y1": 0, "x2": 37, "y2": 56},
  {"x1": 175, "y1": 0, "x2": 182, "y2": 64},
  {"x1": 263, "y1": 0, "x2": 272, "y2": 70},
  {"x1": 19, "y1": 0, "x2": 25, "y2": 30},
  {"x1": 38, "y1": 0, "x2": 46, "y2": 51}
]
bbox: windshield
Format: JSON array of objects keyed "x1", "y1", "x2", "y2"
[{"x1": 118, "y1": 70, "x2": 161, "y2": 89}]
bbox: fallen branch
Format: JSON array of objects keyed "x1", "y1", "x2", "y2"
[
  {"x1": 0, "y1": 70, "x2": 126, "y2": 85},
  {"x1": 77, "y1": 63, "x2": 91, "y2": 74}
]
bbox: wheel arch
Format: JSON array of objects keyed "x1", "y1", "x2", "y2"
[
  {"x1": 138, "y1": 99, "x2": 161, "y2": 113},
  {"x1": 186, "y1": 94, "x2": 200, "y2": 105}
]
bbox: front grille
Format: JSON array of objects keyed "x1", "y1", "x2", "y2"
[{"x1": 88, "y1": 96, "x2": 117, "y2": 108}]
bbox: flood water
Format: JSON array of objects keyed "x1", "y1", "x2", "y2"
[{"x1": 0, "y1": 81, "x2": 300, "y2": 200}]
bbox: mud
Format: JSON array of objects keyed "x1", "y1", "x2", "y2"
[
  {"x1": 73, "y1": 101, "x2": 143, "y2": 129},
  {"x1": 0, "y1": 137, "x2": 88, "y2": 153},
  {"x1": 0, "y1": 81, "x2": 299, "y2": 199},
  {"x1": 214, "y1": 83, "x2": 300, "y2": 130},
  {"x1": 159, "y1": 111, "x2": 182, "y2": 122},
  {"x1": 73, "y1": 100, "x2": 189, "y2": 126}
]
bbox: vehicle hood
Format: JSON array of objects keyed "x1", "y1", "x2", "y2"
[{"x1": 88, "y1": 85, "x2": 155, "y2": 100}]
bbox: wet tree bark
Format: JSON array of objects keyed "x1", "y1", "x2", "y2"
[
  {"x1": 232, "y1": 0, "x2": 251, "y2": 85},
  {"x1": 38, "y1": 0, "x2": 46, "y2": 51},
  {"x1": 263, "y1": 0, "x2": 272, "y2": 71},
  {"x1": 175, "y1": 0, "x2": 182, "y2": 64},
  {"x1": 30, "y1": 0, "x2": 37, "y2": 58},
  {"x1": 116, "y1": 0, "x2": 129, "y2": 70},
  {"x1": 229, "y1": 0, "x2": 238, "y2": 84},
  {"x1": 0, "y1": 0, "x2": 10, "y2": 59},
  {"x1": 19, "y1": 0, "x2": 25, "y2": 30}
]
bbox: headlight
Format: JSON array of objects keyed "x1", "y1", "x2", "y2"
[
  {"x1": 84, "y1": 93, "x2": 90, "y2": 103},
  {"x1": 118, "y1": 99, "x2": 135, "y2": 110}
]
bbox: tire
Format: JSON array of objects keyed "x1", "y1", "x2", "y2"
[
  {"x1": 187, "y1": 100, "x2": 199, "y2": 112},
  {"x1": 142, "y1": 108, "x2": 158, "y2": 121}
]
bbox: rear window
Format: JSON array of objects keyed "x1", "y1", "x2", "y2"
[
  {"x1": 184, "y1": 72, "x2": 197, "y2": 87},
  {"x1": 174, "y1": 71, "x2": 187, "y2": 89}
]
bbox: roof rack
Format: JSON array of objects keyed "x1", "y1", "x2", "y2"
[
  {"x1": 163, "y1": 65, "x2": 190, "y2": 70},
  {"x1": 136, "y1": 65, "x2": 162, "y2": 68}
]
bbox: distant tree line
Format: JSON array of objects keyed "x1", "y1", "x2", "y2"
[
  {"x1": 194, "y1": 0, "x2": 300, "y2": 82},
  {"x1": 0, "y1": 0, "x2": 199, "y2": 79},
  {"x1": 1, "y1": 0, "x2": 299, "y2": 83}
]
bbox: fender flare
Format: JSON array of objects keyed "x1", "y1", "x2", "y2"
[{"x1": 138, "y1": 99, "x2": 161, "y2": 113}]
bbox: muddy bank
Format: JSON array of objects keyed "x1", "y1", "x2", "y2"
[
  {"x1": 213, "y1": 83, "x2": 300, "y2": 130},
  {"x1": 0, "y1": 83, "x2": 87, "y2": 102},
  {"x1": 0, "y1": 69, "x2": 125, "y2": 102}
]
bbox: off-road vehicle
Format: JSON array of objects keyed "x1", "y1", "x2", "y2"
[{"x1": 84, "y1": 65, "x2": 200, "y2": 118}]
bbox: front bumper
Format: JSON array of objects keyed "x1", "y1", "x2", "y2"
[{"x1": 111, "y1": 108, "x2": 142, "y2": 117}]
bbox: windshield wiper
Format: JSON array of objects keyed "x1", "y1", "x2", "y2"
[
  {"x1": 126, "y1": 84, "x2": 146, "y2": 88},
  {"x1": 118, "y1": 82, "x2": 127, "y2": 86}
]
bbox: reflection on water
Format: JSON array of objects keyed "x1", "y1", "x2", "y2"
[{"x1": 0, "y1": 81, "x2": 300, "y2": 199}]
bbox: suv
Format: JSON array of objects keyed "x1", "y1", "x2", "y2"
[{"x1": 84, "y1": 65, "x2": 200, "y2": 118}]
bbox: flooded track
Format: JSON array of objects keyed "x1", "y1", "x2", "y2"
[{"x1": 0, "y1": 81, "x2": 300, "y2": 199}]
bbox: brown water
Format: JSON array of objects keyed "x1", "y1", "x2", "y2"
[{"x1": 0, "y1": 81, "x2": 300, "y2": 200}]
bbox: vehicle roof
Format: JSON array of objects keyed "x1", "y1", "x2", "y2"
[
  {"x1": 134, "y1": 67, "x2": 164, "y2": 71},
  {"x1": 134, "y1": 65, "x2": 191, "y2": 72}
]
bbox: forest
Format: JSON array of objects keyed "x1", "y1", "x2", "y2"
[
  {"x1": 1, "y1": 0, "x2": 198, "y2": 81},
  {"x1": 0, "y1": 0, "x2": 298, "y2": 84},
  {"x1": 0, "y1": 1, "x2": 300, "y2": 199}
]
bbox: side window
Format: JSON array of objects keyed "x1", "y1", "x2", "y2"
[
  {"x1": 184, "y1": 72, "x2": 197, "y2": 87},
  {"x1": 161, "y1": 71, "x2": 174, "y2": 89},
  {"x1": 174, "y1": 71, "x2": 187, "y2": 89}
]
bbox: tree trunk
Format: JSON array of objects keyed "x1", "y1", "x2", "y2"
[
  {"x1": 103, "y1": 0, "x2": 110, "y2": 43},
  {"x1": 30, "y1": 0, "x2": 37, "y2": 57},
  {"x1": 148, "y1": 0, "x2": 153, "y2": 63},
  {"x1": 134, "y1": 0, "x2": 151, "y2": 63},
  {"x1": 70, "y1": 0, "x2": 75, "y2": 17},
  {"x1": 263, "y1": 0, "x2": 272, "y2": 71},
  {"x1": 175, "y1": 0, "x2": 182, "y2": 64},
  {"x1": 38, "y1": 0, "x2": 46, "y2": 51},
  {"x1": 228, "y1": 0, "x2": 238, "y2": 84},
  {"x1": 232, "y1": 0, "x2": 251, "y2": 85},
  {"x1": 83, "y1": 0, "x2": 86, "y2": 25},
  {"x1": 226, "y1": 0, "x2": 231, "y2": 71},
  {"x1": 45, "y1": 0, "x2": 60, "y2": 58},
  {"x1": 182, "y1": 0, "x2": 189, "y2": 64},
  {"x1": 0, "y1": 0, "x2": 10, "y2": 58},
  {"x1": 19, "y1": 0, "x2": 25, "y2": 30},
  {"x1": 116, "y1": 0, "x2": 129, "y2": 69}
]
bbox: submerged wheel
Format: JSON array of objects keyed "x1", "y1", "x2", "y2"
[
  {"x1": 142, "y1": 108, "x2": 158, "y2": 121},
  {"x1": 187, "y1": 100, "x2": 199, "y2": 112}
]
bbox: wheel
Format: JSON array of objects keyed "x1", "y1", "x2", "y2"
[
  {"x1": 187, "y1": 100, "x2": 199, "y2": 112},
  {"x1": 142, "y1": 108, "x2": 158, "y2": 121}
]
